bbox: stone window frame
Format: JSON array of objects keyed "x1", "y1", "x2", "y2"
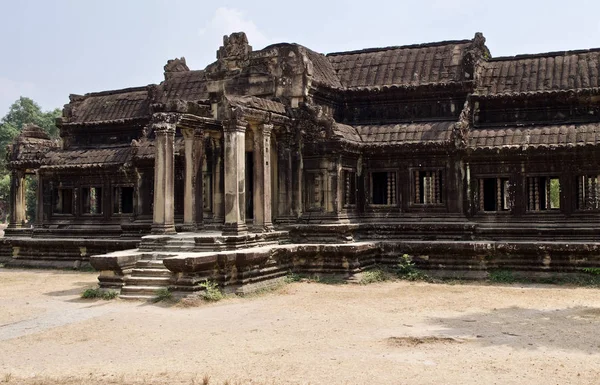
[
  {"x1": 410, "y1": 167, "x2": 445, "y2": 207},
  {"x1": 80, "y1": 185, "x2": 104, "y2": 216},
  {"x1": 475, "y1": 175, "x2": 513, "y2": 214},
  {"x1": 111, "y1": 185, "x2": 135, "y2": 216},
  {"x1": 368, "y1": 169, "x2": 398, "y2": 207},
  {"x1": 525, "y1": 174, "x2": 561, "y2": 213}
]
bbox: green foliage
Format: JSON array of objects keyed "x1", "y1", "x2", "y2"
[
  {"x1": 81, "y1": 288, "x2": 118, "y2": 300},
  {"x1": 284, "y1": 272, "x2": 302, "y2": 283},
  {"x1": 488, "y1": 269, "x2": 516, "y2": 283},
  {"x1": 397, "y1": 254, "x2": 427, "y2": 281},
  {"x1": 360, "y1": 269, "x2": 387, "y2": 284},
  {"x1": 200, "y1": 280, "x2": 224, "y2": 302},
  {"x1": 549, "y1": 178, "x2": 560, "y2": 209},
  {"x1": 153, "y1": 287, "x2": 173, "y2": 302},
  {"x1": 582, "y1": 267, "x2": 600, "y2": 275},
  {"x1": 0, "y1": 97, "x2": 61, "y2": 222}
]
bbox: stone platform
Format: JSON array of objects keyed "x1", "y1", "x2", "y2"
[{"x1": 89, "y1": 227, "x2": 600, "y2": 300}]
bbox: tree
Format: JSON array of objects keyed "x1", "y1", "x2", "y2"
[{"x1": 0, "y1": 97, "x2": 61, "y2": 222}]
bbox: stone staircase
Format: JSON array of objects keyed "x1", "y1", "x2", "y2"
[
  {"x1": 109, "y1": 231, "x2": 290, "y2": 300},
  {"x1": 119, "y1": 253, "x2": 175, "y2": 300}
]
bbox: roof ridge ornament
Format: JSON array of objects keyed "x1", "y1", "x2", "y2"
[{"x1": 164, "y1": 57, "x2": 190, "y2": 80}]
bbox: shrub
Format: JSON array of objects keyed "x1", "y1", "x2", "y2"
[
  {"x1": 397, "y1": 254, "x2": 427, "y2": 281},
  {"x1": 200, "y1": 280, "x2": 224, "y2": 302},
  {"x1": 154, "y1": 287, "x2": 173, "y2": 302},
  {"x1": 360, "y1": 269, "x2": 387, "y2": 284},
  {"x1": 81, "y1": 288, "x2": 118, "y2": 300}
]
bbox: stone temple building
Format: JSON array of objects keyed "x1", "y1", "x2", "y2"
[{"x1": 4, "y1": 32, "x2": 600, "y2": 297}]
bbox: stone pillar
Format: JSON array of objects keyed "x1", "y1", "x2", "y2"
[
  {"x1": 36, "y1": 171, "x2": 44, "y2": 226},
  {"x1": 182, "y1": 127, "x2": 204, "y2": 231},
  {"x1": 211, "y1": 133, "x2": 224, "y2": 225},
  {"x1": 151, "y1": 116, "x2": 177, "y2": 234},
  {"x1": 222, "y1": 119, "x2": 247, "y2": 235},
  {"x1": 8, "y1": 170, "x2": 26, "y2": 228},
  {"x1": 252, "y1": 123, "x2": 274, "y2": 231},
  {"x1": 277, "y1": 134, "x2": 293, "y2": 221}
]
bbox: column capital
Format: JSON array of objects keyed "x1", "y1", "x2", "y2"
[
  {"x1": 181, "y1": 126, "x2": 205, "y2": 140},
  {"x1": 224, "y1": 118, "x2": 248, "y2": 133},
  {"x1": 151, "y1": 113, "x2": 179, "y2": 135},
  {"x1": 259, "y1": 123, "x2": 273, "y2": 136}
]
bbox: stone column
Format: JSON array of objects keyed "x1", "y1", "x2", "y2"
[
  {"x1": 277, "y1": 134, "x2": 293, "y2": 221},
  {"x1": 182, "y1": 127, "x2": 204, "y2": 231},
  {"x1": 252, "y1": 123, "x2": 274, "y2": 231},
  {"x1": 8, "y1": 170, "x2": 26, "y2": 228},
  {"x1": 211, "y1": 133, "x2": 224, "y2": 225},
  {"x1": 222, "y1": 119, "x2": 247, "y2": 235},
  {"x1": 36, "y1": 171, "x2": 44, "y2": 226},
  {"x1": 151, "y1": 115, "x2": 177, "y2": 234}
]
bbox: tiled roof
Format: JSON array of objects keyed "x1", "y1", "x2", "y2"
[
  {"x1": 355, "y1": 122, "x2": 454, "y2": 145},
  {"x1": 43, "y1": 147, "x2": 132, "y2": 168},
  {"x1": 331, "y1": 122, "x2": 362, "y2": 143},
  {"x1": 227, "y1": 96, "x2": 287, "y2": 115},
  {"x1": 476, "y1": 49, "x2": 600, "y2": 96},
  {"x1": 302, "y1": 47, "x2": 343, "y2": 89},
  {"x1": 469, "y1": 123, "x2": 600, "y2": 149},
  {"x1": 327, "y1": 40, "x2": 472, "y2": 89},
  {"x1": 69, "y1": 88, "x2": 149, "y2": 123},
  {"x1": 158, "y1": 70, "x2": 209, "y2": 103}
]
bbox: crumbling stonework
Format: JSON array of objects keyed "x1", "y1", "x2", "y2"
[{"x1": 5, "y1": 32, "x2": 600, "y2": 296}]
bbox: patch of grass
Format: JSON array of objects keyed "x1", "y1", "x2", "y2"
[
  {"x1": 396, "y1": 254, "x2": 428, "y2": 281},
  {"x1": 81, "y1": 288, "x2": 118, "y2": 300},
  {"x1": 360, "y1": 269, "x2": 388, "y2": 284},
  {"x1": 2, "y1": 373, "x2": 12, "y2": 383},
  {"x1": 284, "y1": 272, "x2": 302, "y2": 283},
  {"x1": 488, "y1": 269, "x2": 516, "y2": 283},
  {"x1": 200, "y1": 280, "x2": 224, "y2": 302},
  {"x1": 153, "y1": 287, "x2": 173, "y2": 303}
]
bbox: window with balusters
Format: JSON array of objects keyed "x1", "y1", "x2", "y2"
[
  {"x1": 576, "y1": 175, "x2": 600, "y2": 210},
  {"x1": 413, "y1": 170, "x2": 443, "y2": 205},
  {"x1": 370, "y1": 171, "x2": 396, "y2": 206},
  {"x1": 478, "y1": 178, "x2": 511, "y2": 212},
  {"x1": 526, "y1": 176, "x2": 560, "y2": 211}
]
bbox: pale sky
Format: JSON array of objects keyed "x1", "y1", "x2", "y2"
[{"x1": 1, "y1": 0, "x2": 599, "y2": 116}]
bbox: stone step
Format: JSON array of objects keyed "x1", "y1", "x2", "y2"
[
  {"x1": 120, "y1": 285, "x2": 166, "y2": 297},
  {"x1": 124, "y1": 276, "x2": 171, "y2": 287},
  {"x1": 131, "y1": 268, "x2": 172, "y2": 278},
  {"x1": 135, "y1": 259, "x2": 167, "y2": 269},
  {"x1": 119, "y1": 294, "x2": 158, "y2": 300}
]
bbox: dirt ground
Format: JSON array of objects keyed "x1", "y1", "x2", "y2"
[{"x1": 1, "y1": 269, "x2": 599, "y2": 385}]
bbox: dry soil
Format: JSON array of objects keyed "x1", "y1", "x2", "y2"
[{"x1": 1, "y1": 269, "x2": 599, "y2": 385}]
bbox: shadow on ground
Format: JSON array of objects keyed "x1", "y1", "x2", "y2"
[{"x1": 430, "y1": 306, "x2": 600, "y2": 354}]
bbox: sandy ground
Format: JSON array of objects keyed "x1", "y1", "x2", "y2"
[{"x1": 1, "y1": 269, "x2": 600, "y2": 385}]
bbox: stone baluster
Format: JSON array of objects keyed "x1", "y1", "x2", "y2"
[{"x1": 151, "y1": 114, "x2": 177, "y2": 234}]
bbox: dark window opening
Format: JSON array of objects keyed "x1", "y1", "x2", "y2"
[
  {"x1": 371, "y1": 171, "x2": 396, "y2": 205},
  {"x1": 81, "y1": 187, "x2": 102, "y2": 214},
  {"x1": 343, "y1": 170, "x2": 357, "y2": 206},
  {"x1": 479, "y1": 178, "x2": 511, "y2": 212},
  {"x1": 527, "y1": 177, "x2": 560, "y2": 211},
  {"x1": 414, "y1": 170, "x2": 443, "y2": 204},
  {"x1": 113, "y1": 186, "x2": 134, "y2": 214},
  {"x1": 577, "y1": 175, "x2": 600, "y2": 210},
  {"x1": 53, "y1": 188, "x2": 73, "y2": 215}
]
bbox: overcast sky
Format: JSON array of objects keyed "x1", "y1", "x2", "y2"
[{"x1": 1, "y1": 0, "x2": 599, "y2": 116}]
